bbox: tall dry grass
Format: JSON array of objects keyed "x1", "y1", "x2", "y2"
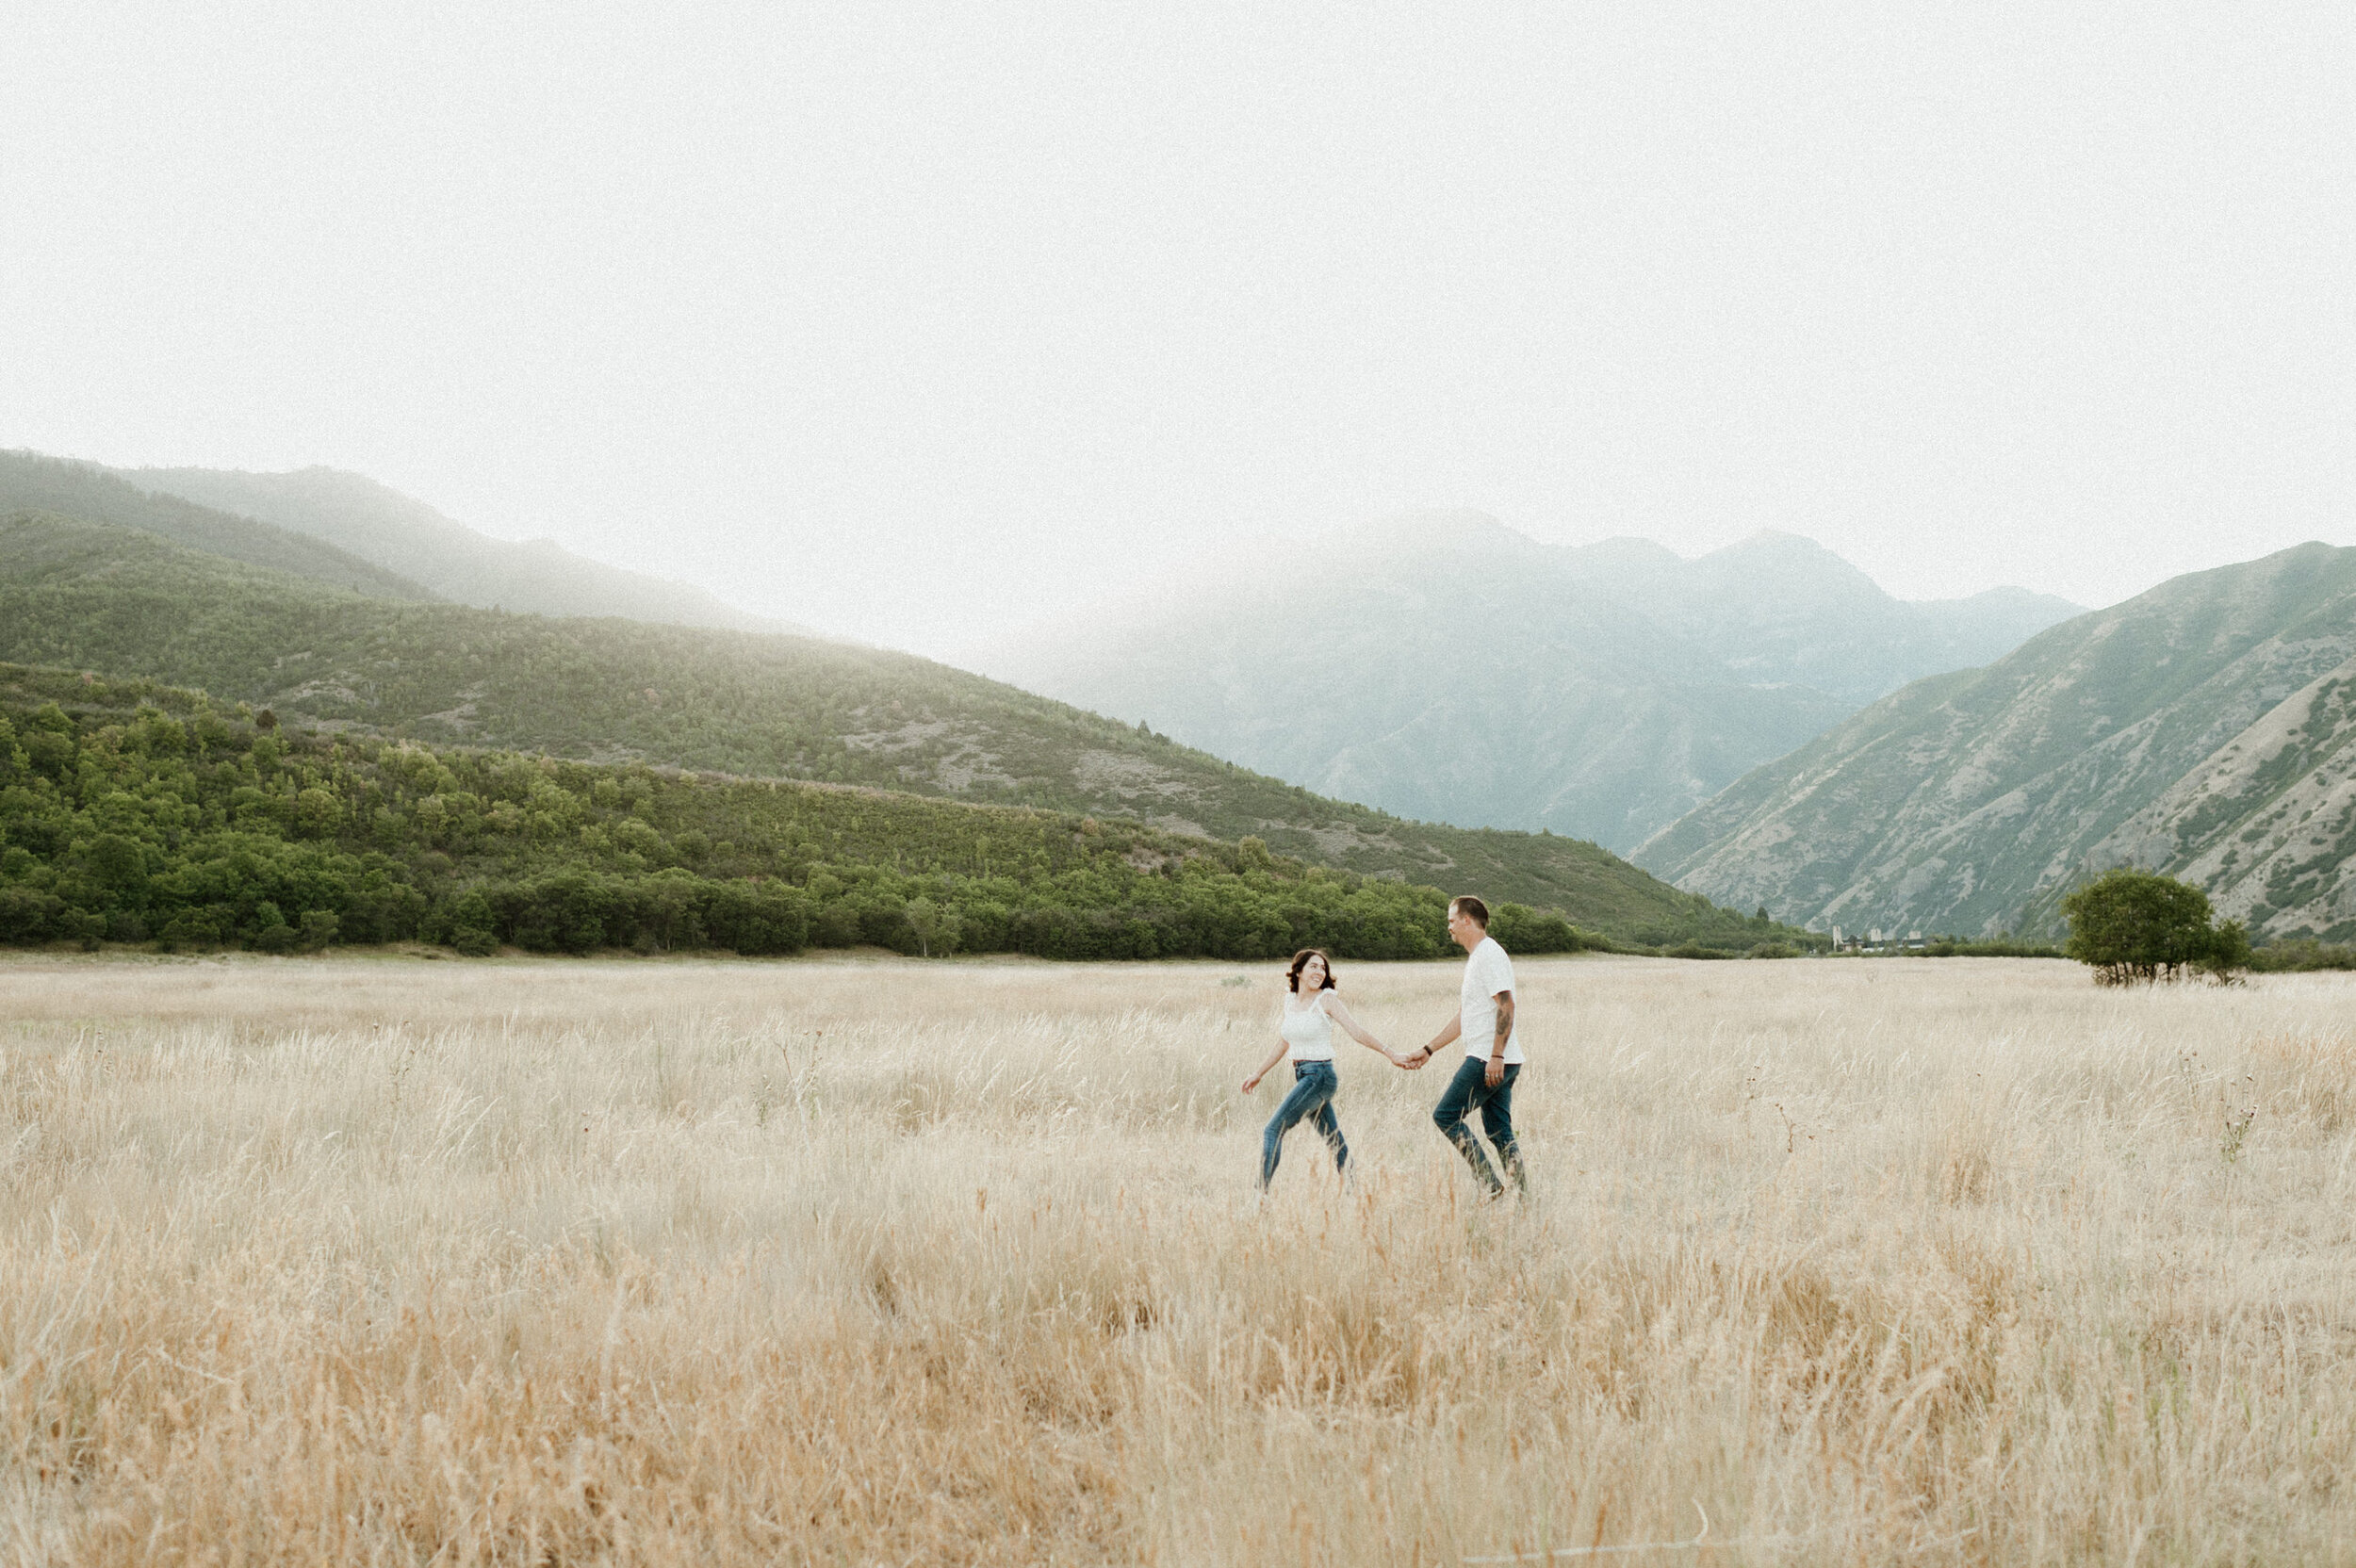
[{"x1": 4, "y1": 951, "x2": 2355, "y2": 1563}]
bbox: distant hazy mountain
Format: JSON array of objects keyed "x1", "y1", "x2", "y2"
[
  {"x1": 978, "y1": 513, "x2": 2081, "y2": 852},
  {"x1": 0, "y1": 450, "x2": 433, "y2": 600},
  {"x1": 136, "y1": 464, "x2": 798, "y2": 634},
  {"x1": 1588, "y1": 530, "x2": 2093, "y2": 706},
  {"x1": 1638, "y1": 542, "x2": 2356, "y2": 941}
]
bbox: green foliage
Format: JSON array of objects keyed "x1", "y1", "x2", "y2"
[
  {"x1": 2248, "y1": 939, "x2": 2356, "y2": 972},
  {"x1": 2199, "y1": 918, "x2": 2254, "y2": 984},
  {"x1": 0, "y1": 508, "x2": 1806, "y2": 952},
  {"x1": 0, "y1": 666, "x2": 1467, "y2": 962},
  {"x1": 1916, "y1": 937, "x2": 2066, "y2": 958},
  {"x1": 1485, "y1": 903, "x2": 1594, "y2": 956},
  {"x1": 2061, "y1": 869, "x2": 2250, "y2": 986}
]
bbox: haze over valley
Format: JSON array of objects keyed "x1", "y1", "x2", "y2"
[{"x1": 983, "y1": 512, "x2": 2081, "y2": 852}]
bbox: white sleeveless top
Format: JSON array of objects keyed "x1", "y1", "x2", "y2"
[{"x1": 1280, "y1": 990, "x2": 1335, "y2": 1061}]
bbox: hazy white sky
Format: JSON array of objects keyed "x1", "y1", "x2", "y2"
[{"x1": 5, "y1": 4, "x2": 2353, "y2": 656}]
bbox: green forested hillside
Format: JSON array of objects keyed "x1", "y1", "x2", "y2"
[
  {"x1": 0, "y1": 509, "x2": 1790, "y2": 948},
  {"x1": 135, "y1": 462, "x2": 795, "y2": 633},
  {"x1": 0, "y1": 450, "x2": 433, "y2": 600},
  {"x1": 0, "y1": 664, "x2": 1618, "y2": 960}
]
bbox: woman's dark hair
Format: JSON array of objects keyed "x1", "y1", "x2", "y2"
[{"x1": 1286, "y1": 948, "x2": 1337, "y2": 992}]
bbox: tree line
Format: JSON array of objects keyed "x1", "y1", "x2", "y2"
[{"x1": 0, "y1": 668, "x2": 1605, "y2": 962}]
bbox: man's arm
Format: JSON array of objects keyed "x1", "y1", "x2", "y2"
[
  {"x1": 1484, "y1": 990, "x2": 1513, "y2": 1086},
  {"x1": 1412, "y1": 1014, "x2": 1462, "y2": 1067}
]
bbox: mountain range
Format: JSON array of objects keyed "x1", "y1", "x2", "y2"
[
  {"x1": 0, "y1": 488, "x2": 1782, "y2": 948},
  {"x1": 1638, "y1": 543, "x2": 2356, "y2": 942},
  {"x1": 980, "y1": 513, "x2": 2081, "y2": 852},
  {"x1": 29, "y1": 441, "x2": 2352, "y2": 951}
]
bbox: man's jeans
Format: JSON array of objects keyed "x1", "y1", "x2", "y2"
[
  {"x1": 1433, "y1": 1056, "x2": 1524, "y2": 1194},
  {"x1": 1261, "y1": 1060, "x2": 1348, "y2": 1188}
]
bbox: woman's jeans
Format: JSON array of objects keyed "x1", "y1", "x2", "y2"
[
  {"x1": 1261, "y1": 1060, "x2": 1348, "y2": 1188},
  {"x1": 1433, "y1": 1057, "x2": 1524, "y2": 1194}
]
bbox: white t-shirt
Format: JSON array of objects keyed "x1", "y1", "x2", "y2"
[
  {"x1": 1459, "y1": 936, "x2": 1523, "y2": 1065},
  {"x1": 1279, "y1": 990, "x2": 1335, "y2": 1061}
]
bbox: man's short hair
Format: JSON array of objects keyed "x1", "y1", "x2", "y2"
[{"x1": 1449, "y1": 895, "x2": 1490, "y2": 928}]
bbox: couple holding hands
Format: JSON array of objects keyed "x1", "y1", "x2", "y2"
[{"x1": 1241, "y1": 894, "x2": 1527, "y2": 1197}]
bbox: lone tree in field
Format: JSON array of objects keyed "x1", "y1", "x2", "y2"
[{"x1": 2061, "y1": 869, "x2": 2250, "y2": 986}]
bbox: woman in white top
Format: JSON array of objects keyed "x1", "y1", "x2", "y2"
[{"x1": 1241, "y1": 948, "x2": 1402, "y2": 1188}]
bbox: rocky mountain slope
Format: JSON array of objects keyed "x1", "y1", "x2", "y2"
[
  {"x1": 980, "y1": 514, "x2": 2078, "y2": 851},
  {"x1": 0, "y1": 505, "x2": 1785, "y2": 945},
  {"x1": 1637, "y1": 543, "x2": 2356, "y2": 941}
]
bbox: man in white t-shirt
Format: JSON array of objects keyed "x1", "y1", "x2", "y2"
[{"x1": 1408, "y1": 894, "x2": 1526, "y2": 1195}]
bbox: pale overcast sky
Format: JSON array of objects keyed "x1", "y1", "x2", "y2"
[{"x1": 5, "y1": 5, "x2": 2352, "y2": 656}]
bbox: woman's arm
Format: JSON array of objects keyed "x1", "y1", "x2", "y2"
[
  {"x1": 1324, "y1": 996, "x2": 1403, "y2": 1065},
  {"x1": 1241, "y1": 1036, "x2": 1289, "y2": 1094}
]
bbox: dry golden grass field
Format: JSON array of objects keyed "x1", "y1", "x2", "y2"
[{"x1": 5, "y1": 952, "x2": 2356, "y2": 1565}]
